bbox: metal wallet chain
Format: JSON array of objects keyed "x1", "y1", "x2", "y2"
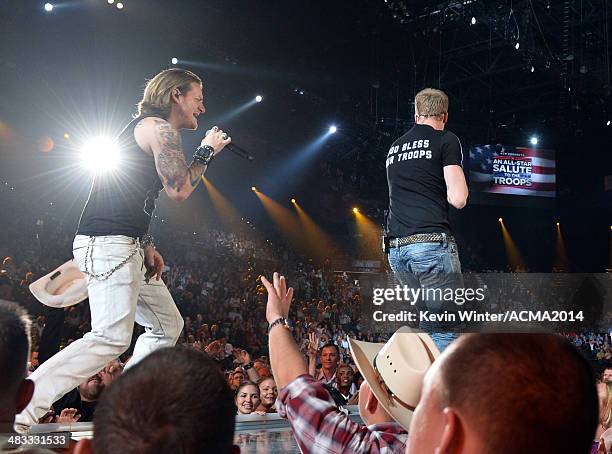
[{"x1": 83, "y1": 237, "x2": 141, "y2": 281}]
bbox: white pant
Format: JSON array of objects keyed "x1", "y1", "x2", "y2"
[{"x1": 16, "y1": 235, "x2": 184, "y2": 427}]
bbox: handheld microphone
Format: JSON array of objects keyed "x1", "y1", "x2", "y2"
[{"x1": 205, "y1": 129, "x2": 255, "y2": 161}]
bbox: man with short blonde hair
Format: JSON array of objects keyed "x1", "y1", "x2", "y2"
[
  {"x1": 384, "y1": 87, "x2": 468, "y2": 351},
  {"x1": 414, "y1": 88, "x2": 449, "y2": 119}
]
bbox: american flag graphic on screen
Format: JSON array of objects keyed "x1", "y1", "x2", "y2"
[{"x1": 469, "y1": 144, "x2": 556, "y2": 197}]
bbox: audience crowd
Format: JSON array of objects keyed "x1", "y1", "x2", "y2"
[{"x1": 1, "y1": 186, "x2": 611, "y2": 453}]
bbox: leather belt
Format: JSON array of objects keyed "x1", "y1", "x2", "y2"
[{"x1": 389, "y1": 233, "x2": 454, "y2": 249}]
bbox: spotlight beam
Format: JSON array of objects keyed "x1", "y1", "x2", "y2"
[
  {"x1": 293, "y1": 201, "x2": 340, "y2": 261},
  {"x1": 554, "y1": 222, "x2": 570, "y2": 271},
  {"x1": 499, "y1": 219, "x2": 526, "y2": 271},
  {"x1": 205, "y1": 97, "x2": 260, "y2": 126},
  {"x1": 353, "y1": 209, "x2": 383, "y2": 259},
  {"x1": 253, "y1": 191, "x2": 306, "y2": 252},
  {"x1": 202, "y1": 177, "x2": 249, "y2": 234}
]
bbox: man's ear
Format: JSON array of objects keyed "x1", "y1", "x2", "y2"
[
  {"x1": 16, "y1": 379, "x2": 34, "y2": 413},
  {"x1": 365, "y1": 386, "x2": 379, "y2": 414},
  {"x1": 73, "y1": 439, "x2": 93, "y2": 454},
  {"x1": 437, "y1": 407, "x2": 463, "y2": 454},
  {"x1": 171, "y1": 88, "x2": 181, "y2": 103},
  {"x1": 443, "y1": 112, "x2": 449, "y2": 124}
]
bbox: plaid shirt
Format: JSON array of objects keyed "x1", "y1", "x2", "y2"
[{"x1": 277, "y1": 374, "x2": 407, "y2": 454}]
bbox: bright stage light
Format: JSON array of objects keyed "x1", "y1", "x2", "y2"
[
  {"x1": 556, "y1": 221, "x2": 560, "y2": 227},
  {"x1": 80, "y1": 137, "x2": 120, "y2": 172},
  {"x1": 498, "y1": 217, "x2": 503, "y2": 223},
  {"x1": 471, "y1": 17, "x2": 476, "y2": 25},
  {"x1": 353, "y1": 207, "x2": 359, "y2": 214},
  {"x1": 171, "y1": 57, "x2": 178, "y2": 65},
  {"x1": 291, "y1": 198, "x2": 296, "y2": 203},
  {"x1": 107, "y1": 0, "x2": 114, "y2": 4},
  {"x1": 251, "y1": 186, "x2": 257, "y2": 192},
  {"x1": 329, "y1": 125, "x2": 337, "y2": 134},
  {"x1": 530, "y1": 136, "x2": 538, "y2": 145},
  {"x1": 255, "y1": 95, "x2": 263, "y2": 103},
  {"x1": 44, "y1": 3, "x2": 53, "y2": 11},
  {"x1": 116, "y1": 2, "x2": 123, "y2": 9},
  {"x1": 515, "y1": 42, "x2": 520, "y2": 50},
  {"x1": 607, "y1": 120, "x2": 611, "y2": 126},
  {"x1": 531, "y1": 66, "x2": 535, "y2": 73}
]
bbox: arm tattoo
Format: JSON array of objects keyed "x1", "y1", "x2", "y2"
[
  {"x1": 188, "y1": 164, "x2": 205, "y2": 188},
  {"x1": 154, "y1": 119, "x2": 188, "y2": 192}
]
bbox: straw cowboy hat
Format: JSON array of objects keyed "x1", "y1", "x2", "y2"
[
  {"x1": 348, "y1": 327, "x2": 440, "y2": 430},
  {"x1": 29, "y1": 259, "x2": 88, "y2": 308}
]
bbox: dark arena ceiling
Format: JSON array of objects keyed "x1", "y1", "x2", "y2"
[{"x1": 0, "y1": 1, "x2": 610, "y2": 234}]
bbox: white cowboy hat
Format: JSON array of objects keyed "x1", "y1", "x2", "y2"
[
  {"x1": 348, "y1": 327, "x2": 440, "y2": 430},
  {"x1": 29, "y1": 259, "x2": 88, "y2": 308}
]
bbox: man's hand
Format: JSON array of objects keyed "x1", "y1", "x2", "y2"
[
  {"x1": 233, "y1": 348, "x2": 251, "y2": 366},
  {"x1": 100, "y1": 359, "x2": 123, "y2": 386},
  {"x1": 307, "y1": 332, "x2": 319, "y2": 358},
  {"x1": 205, "y1": 340, "x2": 224, "y2": 360},
  {"x1": 56, "y1": 408, "x2": 81, "y2": 424},
  {"x1": 201, "y1": 125, "x2": 232, "y2": 154},
  {"x1": 261, "y1": 272, "x2": 294, "y2": 324},
  {"x1": 143, "y1": 245, "x2": 164, "y2": 281}
]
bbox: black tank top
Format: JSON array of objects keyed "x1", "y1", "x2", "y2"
[{"x1": 77, "y1": 116, "x2": 163, "y2": 238}]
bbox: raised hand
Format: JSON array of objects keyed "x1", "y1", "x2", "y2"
[
  {"x1": 261, "y1": 272, "x2": 294, "y2": 324},
  {"x1": 201, "y1": 125, "x2": 231, "y2": 154},
  {"x1": 307, "y1": 332, "x2": 320, "y2": 358},
  {"x1": 205, "y1": 340, "x2": 224, "y2": 360},
  {"x1": 233, "y1": 348, "x2": 251, "y2": 366},
  {"x1": 56, "y1": 408, "x2": 81, "y2": 424}
]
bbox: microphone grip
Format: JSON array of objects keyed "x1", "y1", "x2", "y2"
[{"x1": 204, "y1": 129, "x2": 254, "y2": 160}]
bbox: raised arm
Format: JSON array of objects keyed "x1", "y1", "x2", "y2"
[
  {"x1": 307, "y1": 332, "x2": 319, "y2": 378},
  {"x1": 261, "y1": 273, "x2": 306, "y2": 389},
  {"x1": 134, "y1": 117, "x2": 229, "y2": 201}
]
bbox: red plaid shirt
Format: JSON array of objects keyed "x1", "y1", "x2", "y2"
[{"x1": 277, "y1": 374, "x2": 407, "y2": 453}]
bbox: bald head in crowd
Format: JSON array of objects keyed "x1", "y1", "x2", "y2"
[
  {"x1": 75, "y1": 347, "x2": 236, "y2": 454},
  {"x1": 406, "y1": 333, "x2": 598, "y2": 454},
  {"x1": 0, "y1": 301, "x2": 34, "y2": 426}
]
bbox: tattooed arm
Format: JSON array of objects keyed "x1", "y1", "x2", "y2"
[{"x1": 134, "y1": 117, "x2": 229, "y2": 201}]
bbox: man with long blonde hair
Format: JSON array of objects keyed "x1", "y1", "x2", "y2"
[{"x1": 16, "y1": 68, "x2": 231, "y2": 430}]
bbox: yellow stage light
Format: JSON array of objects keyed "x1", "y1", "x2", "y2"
[
  {"x1": 498, "y1": 217, "x2": 503, "y2": 222},
  {"x1": 353, "y1": 207, "x2": 359, "y2": 214},
  {"x1": 251, "y1": 186, "x2": 257, "y2": 192},
  {"x1": 291, "y1": 198, "x2": 296, "y2": 203}
]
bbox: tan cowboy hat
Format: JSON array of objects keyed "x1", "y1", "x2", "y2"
[
  {"x1": 29, "y1": 259, "x2": 88, "y2": 308},
  {"x1": 348, "y1": 327, "x2": 440, "y2": 430}
]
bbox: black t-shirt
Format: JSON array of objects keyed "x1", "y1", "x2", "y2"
[
  {"x1": 385, "y1": 124, "x2": 463, "y2": 237},
  {"x1": 77, "y1": 116, "x2": 163, "y2": 238}
]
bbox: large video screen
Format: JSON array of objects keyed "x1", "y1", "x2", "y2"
[{"x1": 468, "y1": 144, "x2": 556, "y2": 197}]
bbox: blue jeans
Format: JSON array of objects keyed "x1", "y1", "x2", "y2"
[{"x1": 388, "y1": 235, "x2": 462, "y2": 351}]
